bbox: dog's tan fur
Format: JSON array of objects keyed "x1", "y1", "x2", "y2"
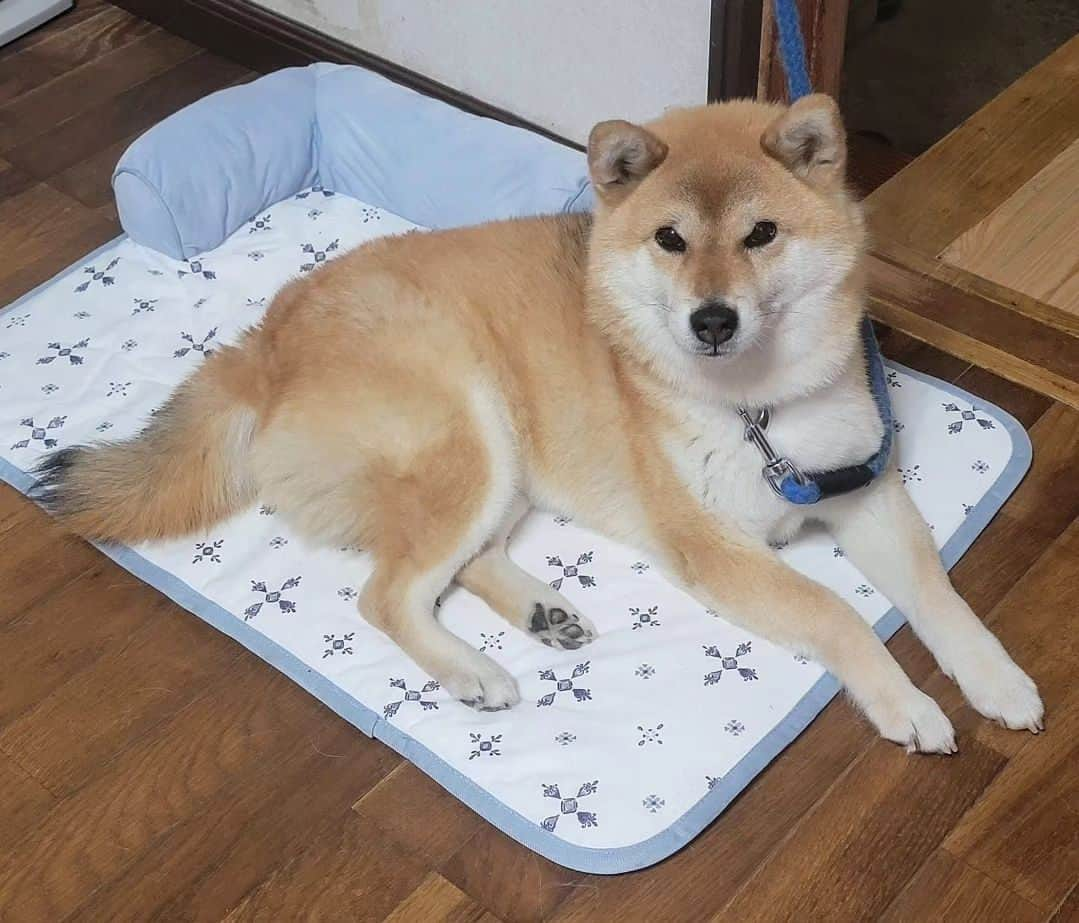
[{"x1": 39, "y1": 95, "x2": 1043, "y2": 746}]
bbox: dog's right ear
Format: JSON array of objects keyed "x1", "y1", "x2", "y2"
[{"x1": 588, "y1": 120, "x2": 668, "y2": 205}]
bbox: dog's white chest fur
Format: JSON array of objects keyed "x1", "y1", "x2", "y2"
[{"x1": 666, "y1": 362, "x2": 884, "y2": 543}]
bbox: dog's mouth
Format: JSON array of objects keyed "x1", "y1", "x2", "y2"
[
  {"x1": 686, "y1": 324, "x2": 768, "y2": 361},
  {"x1": 687, "y1": 330, "x2": 752, "y2": 359},
  {"x1": 692, "y1": 341, "x2": 738, "y2": 358}
]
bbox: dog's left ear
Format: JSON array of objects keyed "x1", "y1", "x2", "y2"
[{"x1": 761, "y1": 94, "x2": 846, "y2": 188}]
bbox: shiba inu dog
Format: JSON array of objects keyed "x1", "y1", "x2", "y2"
[{"x1": 36, "y1": 95, "x2": 1043, "y2": 752}]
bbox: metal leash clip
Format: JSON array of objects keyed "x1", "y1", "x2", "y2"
[{"x1": 737, "y1": 407, "x2": 808, "y2": 498}]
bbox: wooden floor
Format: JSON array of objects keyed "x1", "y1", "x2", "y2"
[{"x1": 0, "y1": 5, "x2": 1077, "y2": 921}]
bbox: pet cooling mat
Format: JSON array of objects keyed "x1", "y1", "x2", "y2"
[{"x1": 0, "y1": 189, "x2": 1030, "y2": 872}]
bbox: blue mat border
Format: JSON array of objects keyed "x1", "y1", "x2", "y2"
[{"x1": 0, "y1": 234, "x2": 1033, "y2": 874}]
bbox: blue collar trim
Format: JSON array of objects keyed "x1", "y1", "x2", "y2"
[{"x1": 741, "y1": 317, "x2": 894, "y2": 505}]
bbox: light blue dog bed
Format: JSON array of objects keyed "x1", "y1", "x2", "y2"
[
  {"x1": 0, "y1": 64, "x2": 1031, "y2": 873},
  {"x1": 114, "y1": 63, "x2": 592, "y2": 259}
]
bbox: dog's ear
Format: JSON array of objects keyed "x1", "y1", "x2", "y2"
[
  {"x1": 761, "y1": 94, "x2": 846, "y2": 188},
  {"x1": 588, "y1": 120, "x2": 668, "y2": 205}
]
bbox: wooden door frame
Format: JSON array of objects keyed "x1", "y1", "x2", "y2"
[{"x1": 709, "y1": 0, "x2": 766, "y2": 100}]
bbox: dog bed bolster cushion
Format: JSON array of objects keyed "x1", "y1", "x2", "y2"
[
  {"x1": 112, "y1": 63, "x2": 591, "y2": 260},
  {"x1": 113, "y1": 67, "x2": 320, "y2": 261}
]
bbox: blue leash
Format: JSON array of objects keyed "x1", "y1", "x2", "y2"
[
  {"x1": 772, "y1": 0, "x2": 813, "y2": 101},
  {"x1": 738, "y1": 0, "x2": 895, "y2": 505}
]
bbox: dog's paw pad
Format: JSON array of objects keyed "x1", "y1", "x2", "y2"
[{"x1": 529, "y1": 603, "x2": 596, "y2": 650}]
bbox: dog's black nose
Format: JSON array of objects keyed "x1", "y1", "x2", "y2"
[{"x1": 689, "y1": 302, "x2": 739, "y2": 349}]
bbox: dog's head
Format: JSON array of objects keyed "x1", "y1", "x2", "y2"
[{"x1": 586, "y1": 95, "x2": 865, "y2": 405}]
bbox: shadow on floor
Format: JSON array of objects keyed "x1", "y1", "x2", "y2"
[{"x1": 843, "y1": 0, "x2": 1079, "y2": 154}]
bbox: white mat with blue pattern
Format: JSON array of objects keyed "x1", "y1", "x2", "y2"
[{"x1": 0, "y1": 188, "x2": 1030, "y2": 873}]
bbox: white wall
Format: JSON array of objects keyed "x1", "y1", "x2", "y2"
[{"x1": 251, "y1": 0, "x2": 712, "y2": 144}]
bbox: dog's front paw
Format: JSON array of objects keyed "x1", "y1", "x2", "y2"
[
  {"x1": 528, "y1": 603, "x2": 596, "y2": 650},
  {"x1": 863, "y1": 686, "x2": 957, "y2": 754},
  {"x1": 951, "y1": 643, "x2": 1043, "y2": 733},
  {"x1": 441, "y1": 655, "x2": 521, "y2": 711}
]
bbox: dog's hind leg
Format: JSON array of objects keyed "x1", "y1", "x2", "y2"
[
  {"x1": 457, "y1": 497, "x2": 598, "y2": 651},
  {"x1": 357, "y1": 386, "x2": 522, "y2": 710}
]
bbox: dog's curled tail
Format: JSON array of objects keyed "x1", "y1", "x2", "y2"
[{"x1": 32, "y1": 344, "x2": 262, "y2": 543}]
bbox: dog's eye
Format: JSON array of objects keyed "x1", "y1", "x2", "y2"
[
  {"x1": 654, "y1": 227, "x2": 686, "y2": 253},
  {"x1": 744, "y1": 221, "x2": 777, "y2": 249}
]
